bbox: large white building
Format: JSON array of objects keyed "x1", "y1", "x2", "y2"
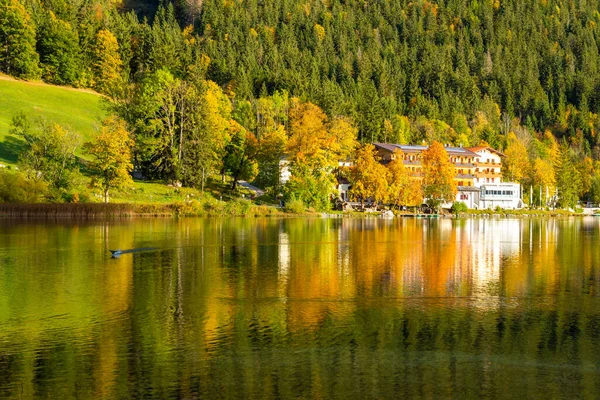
[{"x1": 456, "y1": 182, "x2": 523, "y2": 210}]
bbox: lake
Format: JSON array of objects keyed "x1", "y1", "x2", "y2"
[{"x1": 0, "y1": 217, "x2": 599, "y2": 399}]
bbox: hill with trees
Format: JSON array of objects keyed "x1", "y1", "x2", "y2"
[{"x1": 2, "y1": 0, "x2": 600, "y2": 209}]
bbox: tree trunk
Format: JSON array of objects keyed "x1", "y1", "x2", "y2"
[{"x1": 104, "y1": 188, "x2": 109, "y2": 203}]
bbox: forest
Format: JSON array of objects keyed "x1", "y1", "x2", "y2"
[{"x1": 2, "y1": 0, "x2": 600, "y2": 209}]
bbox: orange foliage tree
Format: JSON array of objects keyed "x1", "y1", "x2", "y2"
[
  {"x1": 349, "y1": 144, "x2": 389, "y2": 206},
  {"x1": 286, "y1": 100, "x2": 358, "y2": 210},
  {"x1": 387, "y1": 149, "x2": 422, "y2": 207},
  {"x1": 421, "y1": 141, "x2": 456, "y2": 209}
]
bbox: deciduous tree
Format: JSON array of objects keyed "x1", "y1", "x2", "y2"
[
  {"x1": 556, "y1": 142, "x2": 582, "y2": 209},
  {"x1": 422, "y1": 141, "x2": 456, "y2": 209},
  {"x1": 10, "y1": 112, "x2": 80, "y2": 191},
  {"x1": 349, "y1": 144, "x2": 389, "y2": 206},
  {"x1": 223, "y1": 121, "x2": 259, "y2": 191},
  {"x1": 84, "y1": 116, "x2": 134, "y2": 203},
  {"x1": 285, "y1": 100, "x2": 337, "y2": 210},
  {"x1": 387, "y1": 149, "x2": 418, "y2": 207},
  {"x1": 503, "y1": 132, "x2": 530, "y2": 183}
]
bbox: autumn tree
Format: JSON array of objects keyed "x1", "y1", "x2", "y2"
[
  {"x1": 93, "y1": 29, "x2": 123, "y2": 95},
  {"x1": 0, "y1": 0, "x2": 40, "y2": 79},
  {"x1": 285, "y1": 101, "x2": 338, "y2": 210},
  {"x1": 349, "y1": 144, "x2": 389, "y2": 206},
  {"x1": 503, "y1": 132, "x2": 531, "y2": 183},
  {"x1": 255, "y1": 125, "x2": 287, "y2": 195},
  {"x1": 532, "y1": 157, "x2": 555, "y2": 206},
  {"x1": 421, "y1": 141, "x2": 456, "y2": 210},
  {"x1": 328, "y1": 116, "x2": 359, "y2": 162},
  {"x1": 387, "y1": 149, "x2": 420, "y2": 207},
  {"x1": 556, "y1": 142, "x2": 582, "y2": 209},
  {"x1": 84, "y1": 116, "x2": 134, "y2": 203},
  {"x1": 578, "y1": 156, "x2": 594, "y2": 200},
  {"x1": 10, "y1": 112, "x2": 80, "y2": 192},
  {"x1": 181, "y1": 80, "x2": 231, "y2": 191}
]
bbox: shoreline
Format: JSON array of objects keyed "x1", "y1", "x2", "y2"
[{"x1": 0, "y1": 203, "x2": 593, "y2": 219}]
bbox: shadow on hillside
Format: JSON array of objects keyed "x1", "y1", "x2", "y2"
[{"x1": 0, "y1": 135, "x2": 23, "y2": 165}]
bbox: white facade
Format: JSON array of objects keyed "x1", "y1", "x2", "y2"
[
  {"x1": 279, "y1": 158, "x2": 291, "y2": 184},
  {"x1": 452, "y1": 183, "x2": 523, "y2": 210},
  {"x1": 338, "y1": 182, "x2": 351, "y2": 201},
  {"x1": 471, "y1": 148, "x2": 502, "y2": 185},
  {"x1": 478, "y1": 183, "x2": 523, "y2": 209},
  {"x1": 454, "y1": 187, "x2": 481, "y2": 209}
]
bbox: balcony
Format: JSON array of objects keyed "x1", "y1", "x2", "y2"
[{"x1": 454, "y1": 163, "x2": 475, "y2": 168}]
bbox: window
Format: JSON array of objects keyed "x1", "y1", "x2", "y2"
[{"x1": 460, "y1": 194, "x2": 468, "y2": 200}]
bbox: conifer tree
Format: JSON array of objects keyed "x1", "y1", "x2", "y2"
[
  {"x1": 0, "y1": 0, "x2": 40, "y2": 79},
  {"x1": 93, "y1": 29, "x2": 123, "y2": 95}
]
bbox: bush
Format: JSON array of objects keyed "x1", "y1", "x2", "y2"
[
  {"x1": 285, "y1": 197, "x2": 305, "y2": 214},
  {"x1": 0, "y1": 170, "x2": 48, "y2": 203},
  {"x1": 450, "y1": 201, "x2": 468, "y2": 214}
]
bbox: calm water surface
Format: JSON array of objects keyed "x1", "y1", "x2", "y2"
[{"x1": 1, "y1": 217, "x2": 600, "y2": 399}]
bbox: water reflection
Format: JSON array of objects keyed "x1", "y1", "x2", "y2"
[{"x1": 0, "y1": 217, "x2": 600, "y2": 398}]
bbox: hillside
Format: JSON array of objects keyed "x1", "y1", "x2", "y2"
[{"x1": 0, "y1": 76, "x2": 106, "y2": 165}]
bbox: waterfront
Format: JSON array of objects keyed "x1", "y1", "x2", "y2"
[{"x1": 1, "y1": 217, "x2": 599, "y2": 398}]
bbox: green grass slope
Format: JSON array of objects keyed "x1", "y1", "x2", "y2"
[{"x1": 0, "y1": 76, "x2": 106, "y2": 165}]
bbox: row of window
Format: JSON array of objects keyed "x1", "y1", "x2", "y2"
[{"x1": 484, "y1": 190, "x2": 514, "y2": 196}]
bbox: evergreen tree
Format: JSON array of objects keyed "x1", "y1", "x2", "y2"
[
  {"x1": 93, "y1": 29, "x2": 123, "y2": 95},
  {"x1": 0, "y1": 0, "x2": 40, "y2": 79}
]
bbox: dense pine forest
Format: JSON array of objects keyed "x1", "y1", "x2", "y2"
[{"x1": 2, "y1": 0, "x2": 600, "y2": 208}]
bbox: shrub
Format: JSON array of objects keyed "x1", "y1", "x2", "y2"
[
  {"x1": 450, "y1": 201, "x2": 468, "y2": 214},
  {"x1": 0, "y1": 170, "x2": 48, "y2": 203},
  {"x1": 285, "y1": 197, "x2": 305, "y2": 214}
]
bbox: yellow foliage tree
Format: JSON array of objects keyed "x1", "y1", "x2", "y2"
[
  {"x1": 328, "y1": 116, "x2": 359, "y2": 161},
  {"x1": 286, "y1": 100, "x2": 357, "y2": 210},
  {"x1": 93, "y1": 29, "x2": 123, "y2": 95},
  {"x1": 578, "y1": 156, "x2": 594, "y2": 198},
  {"x1": 349, "y1": 144, "x2": 389, "y2": 206},
  {"x1": 387, "y1": 149, "x2": 413, "y2": 207},
  {"x1": 84, "y1": 116, "x2": 134, "y2": 203},
  {"x1": 256, "y1": 125, "x2": 287, "y2": 191},
  {"x1": 533, "y1": 157, "x2": 555, "y2": 204},
  {"x1": 503, "y1": 132, "x2": 531, "y2": 182},
  {"x1": 422, "y1": 141, "x2": 456, "y2": 209},
  {"x1": 182, "y1": 80, "x2": 232, "y2": 191}
]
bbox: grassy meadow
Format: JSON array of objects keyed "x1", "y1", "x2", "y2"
[{"x1": 0, "y1": 75, "x2": 106, "y2": 165}]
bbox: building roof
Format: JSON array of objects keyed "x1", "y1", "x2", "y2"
[
  {"x1": 374, "y1": 143, "x2": 479, "y2": 157},
  {"x1": 457, "y1": 186, "x2": 480, "y2": 192},
  {"x1": 467, "y1": 146, "x2": 506, "y2": 158}
]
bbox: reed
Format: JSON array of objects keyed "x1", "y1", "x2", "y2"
[
  {"x1": 0, "y1": 200, "x2": 281, "y2": 218},
  {"x1": 0, "y1": 203, "x2": 146, "y2": 218}
]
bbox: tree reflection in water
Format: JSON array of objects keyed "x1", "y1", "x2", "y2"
[{"x1": 0, "y1": 217, "x2": 599, "y2": 398}]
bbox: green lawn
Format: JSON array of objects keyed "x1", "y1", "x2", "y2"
[{"x1": 0, "y1": 76, "x2": 106, "y2": 165}]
